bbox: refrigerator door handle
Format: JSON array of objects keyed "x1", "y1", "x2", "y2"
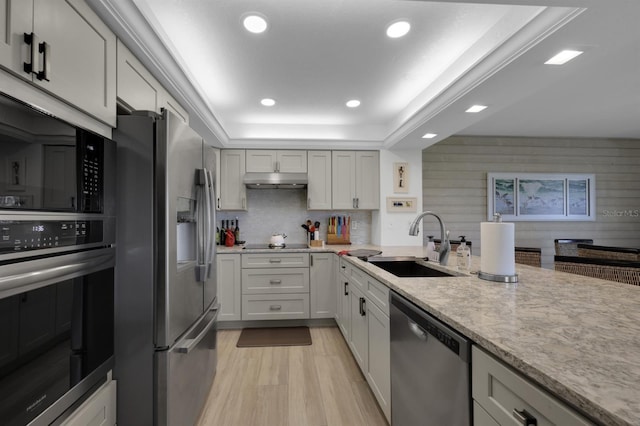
[
  {"x1": 174, "y1": 305, "x2": 219, "y2": 354},
  {"x1": 205, "y1": 169, "x2": 216, "y2": 277},
  {"x1": 195, "y1": 168, "x2": 209, "y2": 282}
]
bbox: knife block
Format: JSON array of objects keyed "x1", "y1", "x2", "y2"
[{"x1": 327, "y1": 233, "x2": 351, "y2": 245}]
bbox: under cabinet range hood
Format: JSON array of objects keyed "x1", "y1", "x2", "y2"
[{"x1": 243, "y1": 172, "x2": 308, "y2": 189}]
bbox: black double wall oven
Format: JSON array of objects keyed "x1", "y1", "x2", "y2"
[{"x1": 0, "y1": 93, "x2": 116, "y2": 425}]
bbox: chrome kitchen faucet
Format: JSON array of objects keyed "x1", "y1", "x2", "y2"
[{"x1": 409, "y1": 211, "x2": 451, "y2": 266}]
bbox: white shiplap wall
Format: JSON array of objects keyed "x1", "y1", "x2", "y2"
[{"x1": 422, "y1": 136, "x2": 640, "y2": 269}]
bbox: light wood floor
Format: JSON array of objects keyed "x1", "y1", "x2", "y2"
[{"x1": 197, "y1": 326, "x2": 388, "y2": 426}]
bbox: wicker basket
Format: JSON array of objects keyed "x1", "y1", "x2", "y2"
[
  {"x1": 515, "y1": 247, "x2": 541, "y2": 267},
  {"x1": 554, "y1": 239, "x2": 593, "y2": 256},
  {"x1": 554, "y1": 256, "x2": 640, "y2": 286},
  {"x1": 577, "y1": 244, "x2": 639, "y2": 261}
]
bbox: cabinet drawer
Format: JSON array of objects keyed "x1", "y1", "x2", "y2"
[
  {"x1": 472, "y1": 347, "x2": 591, "y2": 426},
  {"x1": 242, "y1": 294, "x2": 310, "y2": 320},
  {"x1": 242, "y1": 253, "x2": 309, "y2": 268},
  {"x1": 242, "y1": 268, "x2": 310, "y2": 294},
  {"x1": 366, "y1": 276, "x2": 390, "y2": 316}
]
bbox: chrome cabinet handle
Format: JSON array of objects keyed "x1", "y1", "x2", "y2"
[
  {"x1": 217, "y1": 197, "x2": 220, "y2": 209},
  {"x1": 356, "y1": 198, "x2": 359, "y2": 208},
  {"x1": 269, "y1": 259, "x2": 282, "y2": 263},
  {"x1": 270, "y1": 305, "x2": 282, "y2": 311},
  {"x1": 37, "y1": 41, "x2": 50, "y2": 81},
  {"x1": 269, "y1": 279, "x2": 282, "y2": 285},
  {"x1": 408, "y1": 319, "x2": 428, "y2": 341},
  {"x1": 344, "y1": 282, "x2": 349, "y2": 295},
  {"x1": 513, "y1": 409, "x2": 537, "y2": 426}
]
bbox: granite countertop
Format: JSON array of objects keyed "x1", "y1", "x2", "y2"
[{"x1": 218, "y1": 244, "x2": 640, "y2": 425}]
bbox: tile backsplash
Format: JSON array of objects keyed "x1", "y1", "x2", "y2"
[{"x1": 217, "y1": 189, "x2": 371, "y2": 245}]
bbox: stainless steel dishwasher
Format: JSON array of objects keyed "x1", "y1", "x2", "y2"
[{"x1": 390, "y1": 291, "x2": 471, "y2": 426}]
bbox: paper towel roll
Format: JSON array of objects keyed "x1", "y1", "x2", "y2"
[{"x1": 480, "y1": 222, "x2": 516, "y2": 276}]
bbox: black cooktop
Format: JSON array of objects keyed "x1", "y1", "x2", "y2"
[{"x1": 243, "y1": 243, "x2": 309, "y2": 250}]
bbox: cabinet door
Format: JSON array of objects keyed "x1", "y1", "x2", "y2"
[
  {"x1": 355, "y1": 151, "x2": 379, "y2": 209},
  {"x1": 332, "y1": 151, "x2": 356, "y2": 209},
  {"x1": 337, "y1": 274, "x2": 351, "y2": 340},
  {"x1": 310, "y1": 253, "x2": 335, "y2": 318},
  {"x1": 116, "y1": 39, "x2": 163, "y2": 113},
  {"x1": 219, "y1": 150, "x2": 247, "y2": 210},
  {"x1": 61, "y1": 379, "x2": 117, "y2": 426},
  {"x1": 307, "y1": 150, "x2": 332, "y2": 210},
  {"x1": 0, "y1": 0, "x2": 33, "y2": 76},
  {"x1": 277, "y1": 150, "x2": 307, "y2": 173},
  {"x1": 217, "y1": 254, "x2": 241, "y2": 321},
  {"x1": 349, "y1": 286, "x2": 368, "y2": 373},
  {"x1": 366, "y1": 300, "x2": 391, "y2": 422},
  {"x1": 33, "y1": 0, "x2": 116, "y2": 126},
  {"x1": 246, "y1": 150, "x2": 276, "y2": 172}
]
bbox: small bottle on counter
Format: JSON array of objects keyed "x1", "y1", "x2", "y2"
[
  {"x1": 456, "y1": 236, "x2": 471, "y2": 271},
  {"x1": 234, "y1": 217, "x2": 240, "y2": 241},
  {"x1": 426, "y1": 236, "x2": 436, "y2": 261}
]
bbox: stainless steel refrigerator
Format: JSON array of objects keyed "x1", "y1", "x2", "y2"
[{"x1": 113, "y1": 110, "x2": 218, "y2": 426}]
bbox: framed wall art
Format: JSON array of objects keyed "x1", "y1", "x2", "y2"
[
  {"x1": 393, "y1": 162, "x2": 409, "y2": 193},
  {"x1": 487, "y1": 173, "x2": 595, "y2": 221}
]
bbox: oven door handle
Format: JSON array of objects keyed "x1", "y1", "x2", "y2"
[
  {"x1": 175, "y1": 304, "x2": 219, "y2": 354},
  {"x1": 0, "y1": 250, "x2": 114, "y2": 296}
]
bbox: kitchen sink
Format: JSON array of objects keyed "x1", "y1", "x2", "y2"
[{"x1": 367, "y1": 256, "x2": 457, "y2": 278}]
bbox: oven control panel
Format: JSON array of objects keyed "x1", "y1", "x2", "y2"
[{"x1": 0, "y1": 220, "x2": 103, "y2": 253}]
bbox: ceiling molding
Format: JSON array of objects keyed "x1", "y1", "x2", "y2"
[
  {"x1": 382, "y1": 5, "x2": 585, "y2": 149},
  {"x1": 88, "y1": 0, "x2": 230, "y2": 145}
]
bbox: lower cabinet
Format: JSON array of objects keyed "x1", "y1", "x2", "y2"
[
  {"x1": 310, "y1": 252, "x2": 335, "y2": 318},
  {"x1": 338, "y1": 259, "x2": 391, "y2": 422},
  {"x1": 60, "y1": 378, "x2": 116, "y2": 426},
  {"x1": 217, "y1": 254, "x2": 241, "y2": 321},
  {"x1": 472, "y1": 346, "x2": 591, "y2": 426},
  {"x1": 242, "y1": 293, "x2": 310, "y2": 320}
]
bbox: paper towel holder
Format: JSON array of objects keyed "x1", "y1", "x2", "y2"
[{"x1": 478, "y1": 213, "x2": 519, "y2": 283}]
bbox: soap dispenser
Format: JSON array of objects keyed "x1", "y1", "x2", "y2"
[
  {"x1": 426, "y1": 235, "x2": 437, "y2": 261},
  {"x1": 456, "y1": 236, "x2": 471, "y2": 271}
]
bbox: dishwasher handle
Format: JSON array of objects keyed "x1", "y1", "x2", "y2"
[{"x1": 408, "y1": 319, "x2": 428, "y2": 341}]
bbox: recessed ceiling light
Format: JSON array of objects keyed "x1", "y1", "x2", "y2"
[
  {"x1": 261, "y1": 98, "x2": 275, "y2": 106},
  {"x1": 422, "y1": 133, "x2": 437, "y2": 139},
  {"x1": 346, "y1": 100, "x2": 361, "y2": 108},
  {"x1": 466, "y1": 105, "x2": 487, "y2": 113},
  {"x1": 243, "y1": 14, "x2": 268, "y2": 34},
  {"x1": 544, "y1": 50, "x2": 583, "y2": 65},
  {"x1": 386, "y1": 21, "x2": 410, "y2": 38}
]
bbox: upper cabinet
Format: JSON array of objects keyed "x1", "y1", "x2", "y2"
[
  {"x1": 219, "y1": 150, "x2": 247, "y2": 211},
  {"x1": 307, "y1": 150, "x2": 332, "y2": 210},
  {"x1": 332, "y1": 151, "x2": 379, "y2": 210},
  {"x1": 0, "y1": 0, "x2": 116, "y2": 126},
  {"x1": 116, "y1": 39, "x2": 188, "y2": 123},
  {"x1": 246, "y1": 150, "x2": 307, "y2": 173}
]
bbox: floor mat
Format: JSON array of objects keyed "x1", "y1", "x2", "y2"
[{"x1": 236, "y1": 326, "x2": 312, "y2": 347}]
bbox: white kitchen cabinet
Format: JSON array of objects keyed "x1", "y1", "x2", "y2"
[
  {"x1": 213, "y1": 147, "x2": 221, "y2": 210},
  {"x1": 336, "y1": 261, "x2": 351, "y2": 340},
  {"x1": 349, "y1": 284, "x2": 368, "y2": 372},
  {"x1": 217, "y1": 253, "x2": 241, "y2": 322},
  {"x1": 307, "y1": 150, "x2": 332, "y2": 210},
  {"x1": 219, "y1": 150, "x2": 247, "y2": 210},
  {"x1": 116, "y1": 39, "x2": 188, "y2": 123},
  {"x1": 60, "y1": 378, "x2": 116, "y2": 426},
  {"x1": 332, "y1": 151, "x2": 379, "y2": 210},
  {"x1": 366, "y1": 299, "x2": 391, "y2": 422},
  {"x1": 472, "y1": 346, "x2": 592, "y2": 426},
  {"x1": 338, "y1": 258, "x2": 391, "y2": 423},
  {"x1": 310, "y1": 252, "x2": 335, "y2": 319},
  {"x1": 240, "y1": 253, "x2": 310, "y2": 321},
  {"x1": 0, "y1": 0, "x2": 116, "y2": 126},
  {"x1": 246, "y1": 150, "x2": 307, "y2": 173}
]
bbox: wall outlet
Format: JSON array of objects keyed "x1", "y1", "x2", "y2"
[{"x1": 352, "y1": 220, "x2": 358, "y2": 230}]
